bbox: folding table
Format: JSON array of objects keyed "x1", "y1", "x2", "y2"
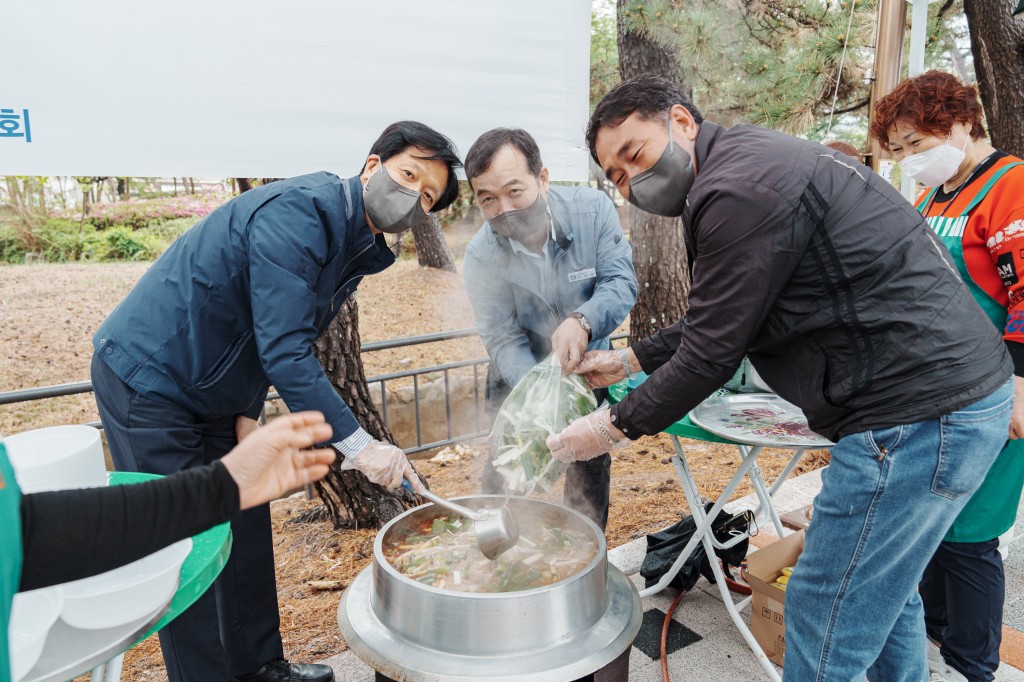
[{"x1": 609, "y1": 375, "x2": 832, "y2": 682}]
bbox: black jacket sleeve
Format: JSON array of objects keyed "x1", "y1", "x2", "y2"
[
  {"x1": 631, "y1": 317, "x2": 686, "y2": 373},
  {"x1": 19, "y1": 462, "x2": 240, "y2": 592},
  {"x1": 611, "y1": 179, "x2": 808, "y2": 438}
]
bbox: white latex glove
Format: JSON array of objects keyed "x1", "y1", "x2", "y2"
[
  {"x1": 220, "y1": 411, "x2": 336, "y2": 510},
  {"x1": 1011, "y1": 375, "x2": 1024, "y2": 439},
  {"x1": 575, "y1": 348, "x2": 638, "y2": 389},
  {"x1": 235, "y1": 415, "x2": 260, "y2": 443},
  {"x1": 546, "y1": 408, "x2": 628, "y2": 463},
  {"x1": 551, "y1": 317, "x2": 590, "y2": 375},
  {"x1": 341, "y1": 438, "x2": 423, "y2": 491}
]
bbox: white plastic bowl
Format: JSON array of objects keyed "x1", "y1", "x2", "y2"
[
  {"x1": 9, "y1": 587, "x2": 63, "y2": 682},
  {"x1": 3, "y1": 425, "x2": 105, "y2": 493},
  {"x1": 59, "y1": 538, "x2": 192, "y2": 630}
]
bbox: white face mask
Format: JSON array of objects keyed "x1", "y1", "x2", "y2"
[{"x1": 898, "y1": 134, "x2": 968, "y2": 187}]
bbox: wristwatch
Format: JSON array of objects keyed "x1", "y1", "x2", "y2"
[{"x1": 569, "y1": 312, "x2": 592, "y2": 340}]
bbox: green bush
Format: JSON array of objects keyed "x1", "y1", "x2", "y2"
[
  {"x1": 0, "y1": 216, "x2": 195, "y2": 264},
  {"x1": 99, "y1": 226, "x2": 163, "y2": 261},
  {"x1": 0, "y1": 223, "x2": 27, "y2": 262},
  {"x1": 32, "y1": 219, "x2": 104, "y2": 262},
  {"x1": 141, "y1": 217, "x2": 195, "y2": 246}
]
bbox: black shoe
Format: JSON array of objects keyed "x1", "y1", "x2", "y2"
[{"x1": 233, "y1": 659, "x2": 335, "y2": 682}]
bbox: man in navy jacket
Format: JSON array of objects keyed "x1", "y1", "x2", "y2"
[{"x1": 91, "y1": 121, "x2": 461, "y2": 682}]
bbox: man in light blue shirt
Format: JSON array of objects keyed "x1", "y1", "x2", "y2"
[{"x1": 463, "y1": 128, "x2": 637, "y2": 528}]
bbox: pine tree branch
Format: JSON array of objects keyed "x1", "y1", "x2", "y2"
[
  {"x1": 827, "y1": 96, "x2": 870, "y2": 116},
  {"x1": 935, "y1": 0, "x2": 957, "y2": 22}
]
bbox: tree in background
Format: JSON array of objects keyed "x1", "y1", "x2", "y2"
[
  {"x1": 74, "y1": 176, "x2": 108, "y2": 216},
  {"x1": 623, "y1": 0, "x2": 878, "y2": 141},
  {"x1": 409, "y1": 214, "x2": 457, "y2": 272},
  {"x1": 964, "y1": 0, "x2": 1024, "y2": 157},
  {"x1": 616, "y1": 0, "x2": 993, "y2": 143},
  {"x1": 1, "y1": 176, "x2": 47, "y2": 254},
  {"x1": 591, "y1": 8, "x2": 621, "y2": 107},
  {"x1": 591, "y1": 6, "x2": 623, "y2": 198}
]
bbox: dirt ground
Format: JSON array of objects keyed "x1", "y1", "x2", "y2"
[{"x1": 0, "y1": 252, "x2": 829, "y2": 681}]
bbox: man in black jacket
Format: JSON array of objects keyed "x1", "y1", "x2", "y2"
[{"x1": 548, "y1": 76, "x2": 1014, "y2": 681}]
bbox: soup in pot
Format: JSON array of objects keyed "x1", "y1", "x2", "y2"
[{"x1": 384, "y1": 514, "x2": 597, "y2": 593}]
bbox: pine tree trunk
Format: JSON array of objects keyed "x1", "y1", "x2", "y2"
[
  {"x1": 411, "y1": 214, "x2": 457, "y2": 272},
  {"x1": 627, "y1": 207, "x2": 691, "y2": 339},
  {"x1": 965, "y1": 0, "x2": 1024, "y2": 158},
  {"x1": 312, "y1": 297, "x2": 421, "y2": 529},
  {"x1": 616, "y1": 0, "x2": 691, "y2": 342}
]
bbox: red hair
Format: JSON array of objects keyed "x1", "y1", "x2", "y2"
[{"x1": 870, "y1": 70, "x2": 987, "y2": 150}]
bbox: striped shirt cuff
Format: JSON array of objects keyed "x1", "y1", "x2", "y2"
[{"x1": 333, "y1": 427, "x2": 373, "y2": 458}]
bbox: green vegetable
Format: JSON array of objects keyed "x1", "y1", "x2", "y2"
[
  {"x1": 489, "y1": 355, "x2": 598, "y2": 494},
  {"x1": 431, "y1": 518, "x2": 459, "y2": 536}
]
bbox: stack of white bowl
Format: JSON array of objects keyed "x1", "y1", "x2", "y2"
[
  {"x1": 2, "y1": 425, "x2": 106, "y2": 493},
  {"x1": 7, "y1": 539, "x2": 192, "y2": 680},
  {"x1": 59, "y1": 537, "x2": 192, "y2": 630}
]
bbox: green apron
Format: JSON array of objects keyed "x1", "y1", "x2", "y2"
[
  {"x1": 1, "y1": 443, "x2": 24, "y2": 682},
  {"x1": 919, "y1": 163, "x2": 1024, "y2": 542}
]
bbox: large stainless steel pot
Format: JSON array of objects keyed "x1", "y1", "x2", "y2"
[{"x1": 338, "y1": 495, "x2": 641, "y2": 681}]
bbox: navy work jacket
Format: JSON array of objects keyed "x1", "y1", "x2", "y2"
[{"x1": 93, "y1": 172, "x2": 394, "y2": 443}]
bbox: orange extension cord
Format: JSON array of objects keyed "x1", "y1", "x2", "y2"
[{"x1": 660, "y1": 561, "x2": 752, "y2": 682}]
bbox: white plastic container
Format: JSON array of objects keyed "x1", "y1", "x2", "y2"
[
  {"x1": 3, "y1": 425, "x2": 106, "y2": 493},
  {"x1": 9, "y1": 587, "x2": 64, "y2": 682},
  {"x1": 59, "y1": 538, "x2": 192, "y2": 630}
]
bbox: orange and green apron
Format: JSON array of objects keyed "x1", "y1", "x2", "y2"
[
  {"x1": 918, "y1": 162, "x2": 1024, "y2": 542},
  {"x1": 1, "y1": 443, "x2": 24, "y2": 682}
]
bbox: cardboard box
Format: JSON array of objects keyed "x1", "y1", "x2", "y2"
[
  {"x1": 744, "y1": 529, "x2": 805, "y2": 667},
  {"x1": 780, "y1": 503, "x2": 814, "y2": 531}
]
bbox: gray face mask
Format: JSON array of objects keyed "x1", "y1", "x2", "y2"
[
  {"x1": 488, "y1": 192, "x2": 549, "y2": 243},
  {"x1": 627, "y1": 116, "x2": 695, "y2": 217},
  {"x1": 363, "y1": 162, "x2": 429, "y2": 233}
]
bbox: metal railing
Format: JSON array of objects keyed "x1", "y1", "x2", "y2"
[
  {"x1": 360, "y1": 357, "x2": 491, "y2": 455},
  {"x1": 0, "y1": 329, "x2": 628, "y2": 454}
]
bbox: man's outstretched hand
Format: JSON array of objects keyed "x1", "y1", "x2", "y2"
[{"x1": 575, "y1": 348, "x2": 638, "y2": 388}]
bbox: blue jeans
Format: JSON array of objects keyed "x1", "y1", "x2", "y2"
[{"x1": 783, "y1": 381, "x2": 1012, "y2": 682}]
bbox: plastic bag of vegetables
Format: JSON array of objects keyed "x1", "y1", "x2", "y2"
[{"x1": 489, "y1": 355, "x2": 598, "y2": 494}]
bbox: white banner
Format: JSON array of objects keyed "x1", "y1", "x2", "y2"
[{"x1": 0, "y1": 1, "x2": 592, "y2": 180}]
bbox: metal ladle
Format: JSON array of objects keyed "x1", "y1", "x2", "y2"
[{"x1": 417, "y1": 488, "x2": 520, "y2": 560}]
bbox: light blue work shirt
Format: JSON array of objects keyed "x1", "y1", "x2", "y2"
[{"x1": 463, "y1": 185, "x2": 637, "y2": 386}]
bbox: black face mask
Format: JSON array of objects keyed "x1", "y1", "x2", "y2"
[
  {"x1": 627, "y1": 116, "x2": 695, "y2": 217},
  {"x1": 488, "y1": 192, "x2": 549, "y2": 243},
  {"x1": 363, "y1": 163, "x2": 429, "y2": 233}
]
